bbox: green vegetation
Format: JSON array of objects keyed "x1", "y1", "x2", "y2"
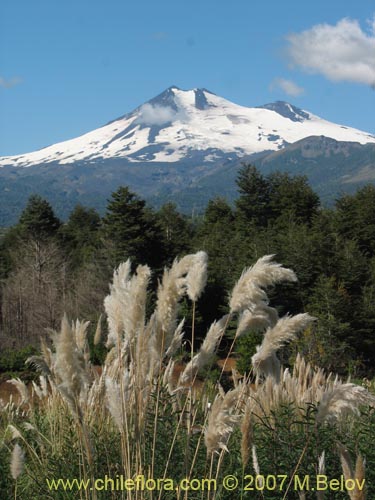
[
  {"x1": 0, "y1": 346, "x2": 38, "y2": 381},
  {"x1": 1, "y1": 165, "x2": 375, "y2": 377},
  {"x1": 0, "y1": 253, "x2": 374, "y2": 499}
]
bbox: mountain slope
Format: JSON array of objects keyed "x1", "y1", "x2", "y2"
[
  {"x1": 0, "y1": 87, "x2": 375, "y2": 225},
  {"x1": 255, "y1": 136, "x2": 375, "y2": 202},
  {"x1": 1, "y1": 87, "x2": 374, "y2": 168}
]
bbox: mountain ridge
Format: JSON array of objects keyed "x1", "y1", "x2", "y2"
[
  {"x1": 1, "y1": 87, "x2": 374, "y2": 168},
  {"x1": 0, "y1": 87, "x2": 375, "y2": 225}
]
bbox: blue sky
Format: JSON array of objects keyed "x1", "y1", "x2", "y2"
[{"x1": 1, "y1": 0, "x2": 374, "y2": 156}]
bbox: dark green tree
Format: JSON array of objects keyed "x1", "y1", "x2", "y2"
[
  {"x1": 335, "y1": 185, "x2": 375, "y2": 256},
  {"x1": 102, "y1": 186, "x2": 163, "y2": 267},
  {"x1": 0, "y1": 233, "x2": 12, "y2": 280},
  {"x1": 348, "y1": 257, "x2": 375, "y2": 373},
  {"x1": 18, "y1": 194, "x2": 61, "y2": 240},
  {"x1": 235, "y1": 165, "x2": 320, "y2": 229},
  {"x1": 156, "y1": 202, "x2": 192, "y2": 262},
  {"x1": 235, "y1": 164, "x2": 270, "y2": 227},
  {"x1": 194, "y1": 198, "x2": 239, "y2": 338},
  {"x1": 60, "y1": 204, "x2": 101, "y2": 267},
  {"x1": 267, "y1": 171, "x2": 320, "y2": 225},
  {"x1": 301, "y1": 276, "x2": 354, "y2": 374},
  {"x1": 196, "y1": 197, "x2": 237, "y2": 291}
]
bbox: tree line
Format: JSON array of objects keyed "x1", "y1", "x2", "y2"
[{"x1": 1, "y1": 164, "x2": 375, "y2": 377}]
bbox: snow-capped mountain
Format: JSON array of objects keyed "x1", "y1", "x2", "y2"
[
  {"x1": 1, "y1": 86, "x2": 374, "y2": 168},
  {"x1": 1, "y1": 86, "x2": 375, "y2": 226}
]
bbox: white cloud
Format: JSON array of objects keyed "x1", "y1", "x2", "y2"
[
  {"x1": 0, "y1": 76, "x2": 22, "y2": 89},
  {"x1": 271, "y1": 78, "x2": 304, "y2": 96},
  {"x1": 286, "y1": 17, "x2": 375, "y2": 86},
  {"x1": 135, "y1": 103, "x2": 180, "y2": 126}
]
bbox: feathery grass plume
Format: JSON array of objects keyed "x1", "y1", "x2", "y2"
[
  {"x1": 73, "y1": 319, "x2": 91, "y2": 367},
  {"x1": 290, "y1": 353, "x2": 329, "y2": 402},
  {"x1": 354, "y1": 455, "x2": 366, "y2": 500},
  {"x1": 252, "y1": 313, "x2": 315, "y2": 379},
  {"x1": 317, "y1": 451, "x2": 326, "y2": 500},
  {"x1": 179, "y1": 315, "x2": 229, "y2": 385},
  {"x1": 339, "y1": 444, "x2": 354, "y2": 487},
  {"x1": 7, "y1": 379, "x2": 29, "y2": 406},
  {"x1": 10, "y1": 443, "x2": 24, "y2": 480},
  {"x1": 252, "y1": 445, "x2": 264, "y2": 487},
  {"x1": 318, "y1": 451, "x2": 326, "y2": 474},
  {"x1": 7, "y1": 424, "x2": 22, "y2": 440},
  {"x1": 134, "y1": 316, "x2": 157, "y2": 389},
  {"x1": 40, "y1": 374, "x2": 48, "y2": 396},
  {"x1": 162, "y1": 358, "x2": 177, "y2": 394},
  {"x1": 240, "y1": 353, "x2": 375, "y2": 433},
  {"x1": 316, "y1": 383, "x2": 375, "y2": 424},
  {"x1": 27, "y1": 337, "x2": 53, "y2": 377},
  {"x1": 251, "y1": 444, "x2": 259, "y2": 473},
  {"x1": 86, "y1": 368, "x2": 106, "y2": 410},
  {"x1": 153, "y1": 254, "x2": 195, "y2": 356},
  {"x1": 22, "y1": 422, "x2": 36, "y2": 432},
  {"x1": 240, "y1": 402, "x2": 253, "y2": 467},
  {"x1": 244, "y1": 376, "x2": 283, "y2": 426},
  {"x1": 123, "y1": 264, "x2": 151, "y2": 350},
  {"x1": 73, "y1": 319, "x2": 90, "y2": 352},
  {"x1": 204, "y1": 385, "x2": 242, "y2": 455},
  {"x1": 51, "y1": 315, "x2": 91, "y2": 413},
  {"x1": 186, "y1": 251, "x2": 207, "y2": 302},
  {"x1": 105, "y1": 375, "x2": 130, "y2": 432},
  {"x1": 104, "y1": 261, "x2": 151, "y2": 352},
  {"x1": 338, "y1": 444, "x2": 366, "y2": 500},
  {"x1": 165, "y1": 319, "x2": 185, "y2": 358},
  {"x1": 104, "y1": 260, "x2": 132, "y2": 347},
  {"x1": 229, "y1": 255, "x2": 297, "y2": 314},
  {"x1": 318, "y1": 451, "x2": 325, "y2": 474},
  {"x1": 93, "y1": 314, "x2": 102, "y2": 346},
  {"x1": 235, "y1": 304, "x2": 278, "y2": 338},
  {"x1": 32, "y1": 376, "x2": 48, "y2": 400}
]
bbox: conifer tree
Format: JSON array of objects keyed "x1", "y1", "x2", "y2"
[
  {"x1": 18, "y1": 194, "x2": 61, "y2": 240},
  {"x1": 235, "y1": 164, "x2": 270, "y2": 226},
  {"x1": 102, "y1": 186, "x2": 163, "y2": 267},
  {"x1": 60, "y1": 204, "x2": 101, "y2": 267},
  {"x1": 335, "y1": 185, "x2": 375, "y2": 256},
  {"x1": 267, "y1": 171, "x2": 320, "y2": 224},
  {"x1": 156, "y1": 202, "x2": 192, "y2": 262}
]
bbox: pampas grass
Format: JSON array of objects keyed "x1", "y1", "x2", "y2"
[
  {"x1": 235, "y1": 304, "x2": 278, "y2": 338},
  {"x1": 186, "y1": 251, "x2": 208, "y2": 302},
  {"x1": 10, "y1": 443, "x2": 24, "y2": 500},
  {"x1": 251, "y1": 313, "x2": 316, "y2": 380},
  {"x1": 339, "y1": 444, "x2": 367, "y2": 500},
  {"x1": 7, "y1": 379, "x2": 29, "y2": 406},
  {"x1": 10, "y1": 443, "x2": 24, "y2": 480},
  {"x1": 229, "y1": 255, "x2": 297, "y2": 314},
  {"x1": 179, "y1": 315, "x2": 229, "y2": 385},
  {"x1": 1, "y1": 252, "x2": 375, "y2": 499},
  {"x1": 240, "y1": 401, "x2": 253, "y2": 467},
  {"x1": 317, "y1": 383, "x2": 375, "y2": 424},
  {"x1": 204, "y1": 385, "x2": 242, "y2": 455}
]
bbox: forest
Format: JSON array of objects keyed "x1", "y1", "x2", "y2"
[
  {"x1": 1, "y1": 165, "x2": 375, "y2": 498},
  {"x1": 1, "y1": 164, "x2": 375, "y2": 379}
]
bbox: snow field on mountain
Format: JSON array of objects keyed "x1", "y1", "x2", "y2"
[{"x1": 1, "y1": 87, "x2": 374, "y2": 168}]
